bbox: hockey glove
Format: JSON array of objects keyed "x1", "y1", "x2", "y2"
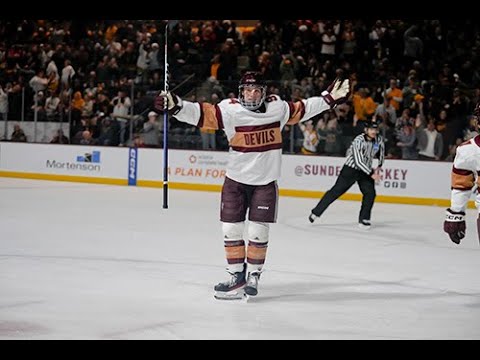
[
  {"x1": 321, "y1": 77, "x2": 350, "y2": 108},
  {"x1": 154, "y1": 91, "x2": 183, "y2": 115},
  {"x1": 443, "y1": 208, "x2": 466, "y2": 244}
]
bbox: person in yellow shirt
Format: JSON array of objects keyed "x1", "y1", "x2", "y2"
[
  {"x1": 352, "y1": 88, "x2": 377, "y2": 121},
  {"x1": 299, "y1": 120, "x2": 319, "y2": 155},
  {"x1": 385, "y1": 78, "x2": 403, "y2": 112}
]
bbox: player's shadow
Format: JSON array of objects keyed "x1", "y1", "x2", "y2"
[
  {"x1": 249, "y1": 279, "x2": 480, "y2": 304},
  {"x1": 252, "y1": 289, "x2": 457, "y2": 303}
]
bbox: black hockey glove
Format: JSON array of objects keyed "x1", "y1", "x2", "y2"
[{"x1": 443, "y1": 208, "x2": 466, "y2": 244}]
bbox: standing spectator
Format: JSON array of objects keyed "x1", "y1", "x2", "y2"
[
  {"x1": 45, "y1": 91, "x2": 61, "y2": 121},
  {"x1": 402, "y1": 76, "x2": 422, "y2": 110},
  {"x1": 374, "y1": 97, "x2": 397, "y2": 126},
  {"x1": 463, "y1": 115, "x2": 479, "y2": 141},
  {"x1": 142, "y1": 111, "x2": 160, "y2": 147},
  {"x1": 46, "y1": 59, "x2": 60, "y2": 93},
  {"x1": 0, "y1": 84, "x2": 8, "y2": 121},
  {"x1": 200, "y1": 128, "x2": 216, "y2": 150},
  {"x1": 403, "y1": 25, "x2": 423, "y2": 67},
  {"x1": 147, "y1": 42, "x2": 161, "y2": 75},
  {"x1": 29, "y1": 70, "x2": 49, "y2": 93},
  {"x1": 71, "y1": 91, "x2": 85, "y2": 127},
  {"x1": 385, "y1": 78, "x2": 403, "y2": 113},
  {"x1": 417, "y1": 119, "x2": 443, "y2": 160},
  {"x1": 341, "y1": 21, "x2": 357, "y2": 62},
  {"x1": 353, "y1": 88, "x2": 377, "y2": 121},
  {"x1": 298, "y1": 120, "x2": 319, "y2": 155},
  {"x1": 320, "y1": 27, "x2": 336, "y2": 63},
  {"x1": 396, "y1": 123, "x2": 418, "y2": 159},
  {"x1": 136, "y1": 41, "x2": 150, "y2": 84},
  {"x1": 61, "y1": 59, "x2": 75, "y2": 89},
  {"x1": 321, "y1": 116, "x2": 344, "y2": 156},
  {"x1": 111, "y1": 90, "x2": 132, "y2": 146},
  {"x1": 395, "y1": 108, "x2": 414, "y2": 131}
]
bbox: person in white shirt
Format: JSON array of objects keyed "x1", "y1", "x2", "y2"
[
  {"x1": 111, "y1": 90, "x2": 132, "y2": 145},
  {"x1": 0, "y1": 84, "x2": 8, "y2": 121},
  {"x1": 61, "y1": 59, "x2": 75, "y2": 89},
  {"x1": 29, "y1": 70, "x2": 48, "y2": 93},
  {"x1": 299, "y1": 120, "x2": 319, "y2": 154},
  {"x1": 45, "y1": 91, "x2": 61, "y2": 121},
  {"x1": 417, "y1": 118, "x2": 443, "y2": 160},
  {"x1": 154, "y1": 71, "x2": 350, "y2": 299}
]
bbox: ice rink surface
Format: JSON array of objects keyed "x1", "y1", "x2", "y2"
[{"x1": 1, "y1": 178, "x2": 479, "y2": 339}]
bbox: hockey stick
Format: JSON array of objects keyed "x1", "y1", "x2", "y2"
[{"x1": 162, "y1": 20, "x2": 178, "y2": 209}]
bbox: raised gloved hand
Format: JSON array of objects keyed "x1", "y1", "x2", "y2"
[
  {"x1": 154, "y1": 91, "x2": 183, "y2": 115},
  {"x1": 443, "y1": 208, "x2": 466, "y2": 244},
  {"x1": 321, "y1": 77, "x2": 350, "y2": 108}
]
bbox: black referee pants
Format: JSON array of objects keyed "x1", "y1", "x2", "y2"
[{"x1": 311, "y1": 165, "x2": 376, "y2": 222}]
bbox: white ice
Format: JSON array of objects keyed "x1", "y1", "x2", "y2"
[{"x1": 0, "y1": 178, "x2": 479, "y2": 340}]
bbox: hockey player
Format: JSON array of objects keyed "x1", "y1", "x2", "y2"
[
  {"x1": 444, "y1": 103, "x2": 480, "y2": 244},
  {"x1": 308, "y1": 121, "x2": 384, "y2": 229},
  {"x1": 155, "y1": 71, "x2": 350, "y2": 299}
]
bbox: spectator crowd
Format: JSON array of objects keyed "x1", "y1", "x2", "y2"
[{"x1": 1, "y1": 19, "x2": 480, "y2": 161}]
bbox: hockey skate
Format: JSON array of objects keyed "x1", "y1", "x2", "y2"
[
  {"x1": 214, "y1": 266, "x2": 247, "y2": 300},
  {"x1": 244, "y1": 272, "x2": 261, "y2": 297},
  {"x1": 358, "y1": 219, "x2": 371, "y2": 229}
]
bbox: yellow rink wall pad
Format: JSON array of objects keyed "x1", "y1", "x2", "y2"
[
  {"x1": 0, "y1": 171, "x2": 128, "y2": 186},
  {"x1": 1, "y1": 170, "x2": 475, "y2": 209}
]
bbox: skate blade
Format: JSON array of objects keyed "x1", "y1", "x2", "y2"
[{"x1": 214, "y1": 290, "x2": 246, "y2": 301}]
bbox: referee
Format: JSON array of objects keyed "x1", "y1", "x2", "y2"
[{"x1": 309, "y1": 121, "x2": 384, "y2": 229}]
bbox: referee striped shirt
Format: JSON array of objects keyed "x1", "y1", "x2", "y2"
[{"x1": 345, "y1": 134, "x2": 385, "y2": 175}]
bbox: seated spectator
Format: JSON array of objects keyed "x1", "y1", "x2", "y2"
[
  {"x1": 96, "y1": 117, "x2": 119, "y2": 146},
  {"x1": 133, "y1": 134, "x2": 146, "y2": 148},
  {"x1": 11, "y1": 124, "x2": 27, "y2": 142},
  {"x1": 50, "y1": 129, "x2": 69, "y2": 144},
  {"x1": 79, "y1": 130, "x2": 96, "y2": 145}
]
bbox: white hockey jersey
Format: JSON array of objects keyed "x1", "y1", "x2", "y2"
[
  {"x1": 174, "y1": 94, "x2": 331, "y2": 185},
  {"x1": 450, "y1": 135, "x2": 480, "y2": 212}
]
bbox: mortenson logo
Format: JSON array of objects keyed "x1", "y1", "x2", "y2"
[{"x1": 46, "y1": 151, "x2": 101, "y2": 171}]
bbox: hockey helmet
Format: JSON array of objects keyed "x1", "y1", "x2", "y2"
[
  {"x1": 364, "y1": 120, "x2": 379, "y2": 129},
  {"x1": 238, "y1": 71, "x2": 267, "y2": 111}
]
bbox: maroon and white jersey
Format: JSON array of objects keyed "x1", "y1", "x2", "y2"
[
  {"x1": 450, "y1": 135, "x2": 480, "y2": 212},
  {"x1": 174, "y1": 94, "x2": 330, "y2": 185}
]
